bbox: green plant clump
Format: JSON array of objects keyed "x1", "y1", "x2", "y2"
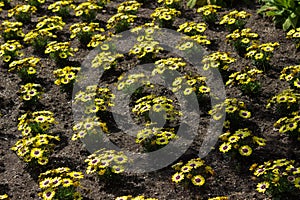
[{"x1": 258, "y1": 0, "x2": 300, "y2": 31}]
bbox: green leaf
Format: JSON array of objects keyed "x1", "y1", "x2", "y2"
[
  {"x1": 265, "y1": 9, "x2": 285, "y2": 16},
  {"x1": 283, "y1": 17, "x2": 292, "y2": 30},
  {"x1": 274, "y1": 0, "x2": 287, "y2": 7},
  {"x1": 209, "y1": 0, "x2": 217, "y2": 4},
  {"x1": 288, "y1": 0, "x2": 295, "y2": 9},
  {"x1": 290, "y1": 12, "x2": 297, "y2": 18},
  {"x1": 289, "y1": 14, "x2": 298, "y2": 27},
  {"x1": 257, "y1": 5, "x2": 278, "y2": 14},
  {"x1": 187, "y1": 0, "x2": 197, "y2": 8},
  {"x1": 295, "y1": 6, "x2": 300, "y2": 15}
]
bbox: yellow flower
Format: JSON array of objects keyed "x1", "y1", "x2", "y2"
[
  {"x1": 294, "y1": 177, "x2": 300, "y2": 188},
  {"x1": 0, "y1": 194, "x2": 9, "y2": 200},
  {"x1": 249, "y1": 163, "x2": 258, "y2": 171},
  {"x1": 116, "y1": 196, "x2": 131, "y2": 200},
  {"x1": 261, "y1": 46, "x2": 274, "y2": 52},
  {"x1": 191, "y1": 175, "x2": 205, "y2": 186},
  {"x1": 254, "y1": 167, "x2": 266, "y2": 176},
  {"x1": 239, "y1": 110, "x2": 251, "y2": 118},
  {"x1": 219, "y1": 143, "x2": 231, "y2": 153},
  {"x1": 98, "y1": 169, "x2": 106, "y2": 175},
  {"x1": 172, "y1": 172, "x2": 184, "y2": 183},
  {"x1": 75, "y1": 10, "x2": 83, "y2": 16},
  {"x1": 181, "y1": 165, "x2": 193, "y2": 173},
  {"x1": 69, "y1": 171, "x2": 84, "y2": 179},
  {"x1": 226, "y1": 106, "x2": 237, "y2": 113},
  {"x1": 172, "y1": 161, "x2": 183, "y2": 170},
  {"x1": 254, "y1": 52, "x2": 264, "y2": 60},
  {"x1": 183, "y1": 87, "x2": 194, "y2": 95},
  {"x1": 199, "y1": 85, "x2": 210, "y2": 93},
  {"x1": 114, "y1": 155, "x2": 128, "y2": 164},
  {"x1": 203, "y1": 10, "x2": 211, "y2": 16},
  {"x1": 228, "y1": 135, "x2": 239, "y2": 143},
  {"x1": 42, "y1": 189, "x2": 56, "y2": 200},
  {"x1": 62, "y1": 178, "x2": 73, "y2": 187},
  {"x1": 213, "y1": 112, "x2": 223, "y2": 120},
  {"x1": 252, "y1": 136, "x2": 266, "y2": 146},
  {"x1": 38, "y1": 157, "x2": 48, "y2": 165},
  {"x1": 228, "y1": 18, "x2": 236, "y2": 25},
  {"x1": 156, "y1": 136, "x2": 169, "y2": 145},
  {"x1": 239, "y1": 145, "x2": 252, "y2": 156},
  {"x1": 241, "y1": 38, "x2": 250, "y2": 44},
  {"x1": 30, "y1": 148, "x2": 43, "y2": 158},
  {"x1": 111, "y1": 165, "x2": 124, "y2": 174},
  {"x1": 39, "y1": 178, "x2": 52, "y2": 189},
  {"x1": 256, "y1": 182, "x2": 269, "y2": 193}
]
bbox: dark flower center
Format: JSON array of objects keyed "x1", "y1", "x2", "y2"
[{"x1": 242, "y1": 148, "x2": 248, "y2": 153}]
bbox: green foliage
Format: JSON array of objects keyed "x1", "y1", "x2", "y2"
[
  {"x1": 25, "y1": 0, "x2": 45, "y2": 7},
  {"x1": 197, "y1": 5, "x2": 221, "y2": 24},
  {"x1": 250, "y1": 159, "x2": 300, "y2": 198},
  {"x1": 107, "y1": 12, "x2": 137, "y2": 33},
  {"x1": 85, "y1": 149, "x2": 130, "y2": 179},
  {"x1": 72, "y1": 116, "x2": 109, "y2": 140},
  {"x1": 220, "y1": 10, "x2": 251, "y2": 32},
  {"x1": 150, "y1": 7, "x2": 181, "y2": 28},
  {"x1": 70, "y1": 22, "x2": 104, "y2": 46},
  {"x1": 53, "y1": 66, "x2": 81, "y2": 92},
  {"x1": 218, "y1": 128, "x2": 266, "y2": 157},
  {"x1": 171, "y1": 158, "x2": 214, "y2": 187},
  {"x1": 209, "y1": 98, "x2": 251, "y2": 126},
  {"x1": 8, "y1": 56, "x2": 40, "y2": 81},
  {"x1": 201, "y1": 51, "x2": 236, "y2": 78},
  {"x1": 258, "y1": 0, "x2": 300, "y2": 31},
  {"x1": 274, "y1": 111, "x2": 300, "y2": 140},
  {"x1": 187, "y1": 0, "x2": 208, "y2": 8},
  {"x1": 136, "y1": 127, "x2": 178, "y2": 152},
  {"x1": 38, "y1": 167, "x2": 83, "y2": 200},
  {"x1": 24, "y1": 16, "x2": 65, "y2": 52},
  {"x1": 17, "y1": 110, "x2": 56, "y2": 135},
  {"x1": 0, "y1": 40, "x2": 23, "y2": 64},
  {"x1": 158, "y1": 0, "x2": 182, "y2": 9},
  {"x1": 226, "y1": 67, "x2": 263, "y2": 95},
  {"x1": 74, "y1": 2, "x2": 102, "y2": 22},
  {"x1": 7, "y1": 4, "x2": 37, "y2": 23},
  {"x1": 44, "y1": 41, "x2": 78, "y2": 64},
  {"x1": 245, "y1": 42, "x2": 279, "y2": 71},
  {"x1": 117, "y1": 0, "x2": 141, "y2": 14},
  {"x1": 226, "y1": 28, "x2": 259, "y2": 56},
  {"x1": 19, "y1": 83, "x2": 42, "y2": 104},
  {"x1": 280, "y1": 65, "x2": 300, "y2": 90},
  {"x1": 48, "y1": 1, "x2": 75, "y2": 18},
  {"x1": 115, "y1": 195, "x2": 158, "y2": 200},
  {"x1": 11, "y1": 134, "x2": 60, "y2": 166},
  {"x1": 286, "y1": 28, "x2": 300, "y2": 48},
  {"x1": 266, "y1": 89, "x2": 300, "y2": 115},
  {"x1": 187, "y1": 0, "x2": 251, "y2": 8},
  {"x1": 0, "y1": 21, "x2": 24, "y2": 41}
]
